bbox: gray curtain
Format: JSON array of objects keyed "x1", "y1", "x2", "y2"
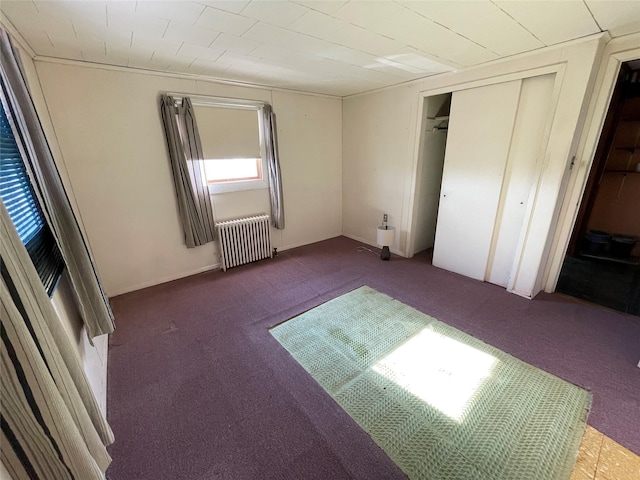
[
  {"x1": 0, "y1": 29, "x2": 114, "y2": 342},
  {"x1": 1, "y1": 202, "x2": 114, "y2": 478},
  {"x1": 160, "y1": 94, "x2": 216, "y2": 248},
  {"x1": 262, "y1": 105, "x2": 285, "y2": 229}
]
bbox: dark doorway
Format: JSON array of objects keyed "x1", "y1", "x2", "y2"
[{"x1": 556, "y1": 60, "x2": 640, "y2": 316}]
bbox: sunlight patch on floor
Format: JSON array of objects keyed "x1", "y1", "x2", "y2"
[{"x1": 373, "y1": 327, "x2": 497, "y2": 422}]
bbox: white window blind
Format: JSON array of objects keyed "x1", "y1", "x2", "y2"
[{"x1": 195, "y1": 106, "x2": 260, "y2": 159}]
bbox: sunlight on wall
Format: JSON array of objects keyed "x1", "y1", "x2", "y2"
[{"x1": 373, "y1": 327, "x2": 497, "y2": 422}]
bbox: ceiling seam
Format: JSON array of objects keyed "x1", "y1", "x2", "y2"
[
  {"x1": 489, "y1": 0, "x2": 546, "y2": 45},
  {"x1": 582, "y1": 1, "x2": 603, "y2": 32},
  {"x1": 401, "y1": 3, "x2": 501, "y2": 58}
]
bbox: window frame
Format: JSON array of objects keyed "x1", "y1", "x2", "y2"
[{"x1": 169, "y1": 94, "x2": 269, "y2": 195}]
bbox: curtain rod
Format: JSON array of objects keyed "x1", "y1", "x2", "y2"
[{"x1": 165, "y1": 92, "x2": 267, "y2": 110}]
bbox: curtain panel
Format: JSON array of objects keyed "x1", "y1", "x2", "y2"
[
  {"x1": 0, "y1": 29, "x2": 114, "y2": 342},
  {"x1": 1, "y1": 203, "x2": 114, "y2": 478},
  {"x1": 262, "y1": 105, "x2": 284, "y2": 230},
  {"x1": 160, "y1": 94, "x2": 216, "y2": 248}
]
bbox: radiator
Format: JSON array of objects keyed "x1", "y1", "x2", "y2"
[{"x1": 216, "y1": 214, "x2": 272, "y2": 271}]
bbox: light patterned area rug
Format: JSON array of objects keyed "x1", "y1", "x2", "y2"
[{"x1": 270, "y1": 286, "x2": 591, "y2": 480}]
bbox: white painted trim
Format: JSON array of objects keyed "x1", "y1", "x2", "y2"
[
  {"x1": 277, "y1": 233, "x2": 344, "y2": 253},
  {"x1": 417, "y1": 64, "x2": 562, "y2": 99},
  {"x1": 31, "y1": 55, "x2": 342, "y2": 100},
  {"x1": 167, "y1": 92, "x2": 266, "y2": 109},
  {"x1": 543, "y1": 33, "x2": 640, "y2": 292},
  {"x1": 109, "y1": 263, "x2": 219, "y2": 297}
]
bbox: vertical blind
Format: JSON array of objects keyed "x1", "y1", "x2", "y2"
[{"x1": 0, "y1": 102, "x2": 63, "y2": 294}]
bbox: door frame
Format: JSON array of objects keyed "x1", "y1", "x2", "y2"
[{"x1": 543, "y1": 34, "x2": 640, "y2": 293}]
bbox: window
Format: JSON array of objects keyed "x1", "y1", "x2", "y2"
[
  {"x1": 182, "y1": 96, "x2": 267, "y2": 194},
  {"x1": 0, "y1": 101, "x2": 64, "y2": 295}
]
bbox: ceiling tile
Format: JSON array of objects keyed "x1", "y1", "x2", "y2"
[
  {"x1": 286, "y1": 34, "x2": 335, "y2": 56},
  {"x1": 211, "y1": 32, "x2": 260, "y2": 54},
  {"x1": 216, "y1": 51, "x2": 258, "y2": 68},
  {"x1": 377, "y1": 8, "x2": 492, "y2": 67},
  {"x1": 291, "y1": 1, "x2": 348, "y2": 16},
  {"x1": 196, "y1": 6, "x2": 256, "y2": 36},
  {"x1": 338, "y1": 62, "x2": 414, "y2": 83},
  {"x1": 2, "y1": 0, "x2": 38, "y2": 19},
  {"x1": 187, "y1": 57, "x2": 230, "y2": 76},
  {"x1": 31, "y1": 30, "x2": 86, "y2": 60},
  {"x1": 163, "y1": 21, "x2": 220, "y2": 47},
  {"x1": 193, "y1": 1, "x2": 250, "y2": 15},
  {"x1": 332, "y1": 0, "x2": 404, "y2": 31},
  {"x1": 240, "y1": 1, "x2": 309, "y2": 27},
  {"x1": 314, "y1": 43, "x2": 379, "y2": 68},
  {"x1": 455, "y1": 10, "x2": 543, "y2": 56},
  {"x1": 164, "y1": 55, "x2": 198, "y2": 72},
  {"x1": 401, "y1": 1, "x2": 543, "y2": 56},
  {"x1": 242, "y1": 22, "x2": 298, "y2": 46},
  {"x1": 288, "y1": 9, "x2": 349, "y2": 38},
  {"x1": 74, "y1": 25, "x2": 132, "y2": 51},
  {"x1": 134, "y1": 1, "x2": 206, "y2": 25},
  {"x1": 178, "y1": 42, "x2": 226, "y2": 61},
  {"x1": 132, "y1": 36, "x2": 183, "y2": 57},
  {"x1": 384, "y1": 49, "x2": 455, "y2": 75},
  {"x1": 330, "y1": 24, "x2": 405, "y2": 57},
  {"x1": 145, "y1": 55, "x2": 173, "y2": 71},
  {"x1": 399, "y1": 0, "x2": 496, "y2": 27},
  {"x1": 36, "y1": 0, "x2": 109, "y2": 25},
  {"x1": 251, "y1": 44, "x2": 321, "y2": 69},
  {"x1": 495, "y1": 0, "x2": 600, "y2": 45},
  {"x1": 108, "y1": 11, "x2": 169, "y2": 39},
  {"x1": 585, "y1": 0, "x2": 640, "y2": 36}
]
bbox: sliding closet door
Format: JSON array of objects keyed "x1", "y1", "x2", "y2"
[
  {"x1": 432, "y1": 80, "x2": 521, "y2": 281},
  {"x1": 487, "y1": 74, "x2": 555, "y2": 287}
]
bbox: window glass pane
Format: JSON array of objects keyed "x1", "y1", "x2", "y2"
[{"x1": 204, "y1": 158, "x2": 260, "y2": 183}]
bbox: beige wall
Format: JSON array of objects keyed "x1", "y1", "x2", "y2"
[
  {"x1": 34, "y1": 62, "x2": 342, "y2": 296},
  {"x1": 343, "y1": 35, "x2": 606, "y2": 298}
]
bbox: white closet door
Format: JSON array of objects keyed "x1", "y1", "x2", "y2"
[
  {"x1": 487, "y1": 74, "x2": 555, "y2": 287},
  {"x1": 432, "y1": 80, "x2": 521, "y2": 281}
]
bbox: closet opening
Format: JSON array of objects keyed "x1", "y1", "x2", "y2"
[{"x1": 410, "y1": 92, "x2": 451, "y2": 262}]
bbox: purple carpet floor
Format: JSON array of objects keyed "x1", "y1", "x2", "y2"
[{"x1": 106, "y1": 236, "x2": 640, "y2": 479}]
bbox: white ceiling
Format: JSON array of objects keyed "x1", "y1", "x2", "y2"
[{"x1": 2, "y1": 1, "x2": 640, "y2": 97}]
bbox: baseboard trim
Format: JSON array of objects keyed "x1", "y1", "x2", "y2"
[
  {"x1": 109, "y1": 263, "x2": 221, "y2": 297},
  {"x1": 341, "y1": 232, "x2": 405, "y2": 257}
]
